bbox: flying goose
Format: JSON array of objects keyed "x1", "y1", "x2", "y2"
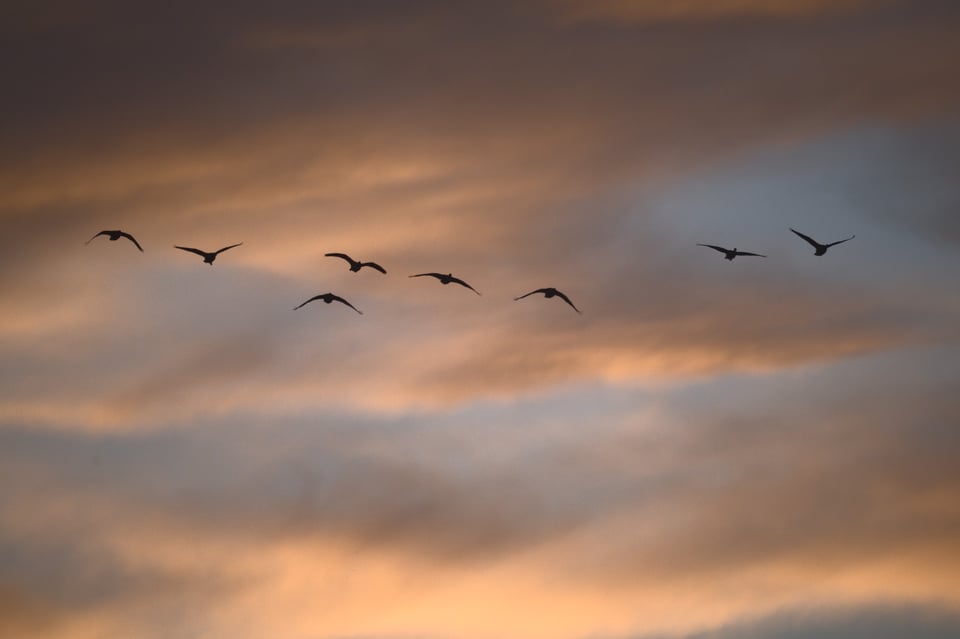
[
  {"x1": 325, "y1": 252, "x2": 387, "y2": 274},
  {"x1": 514, "y1": 287, "x2": 581, "y2": 313},
  {"x1": 790, "y1": 228, "x2": 855, "y2": 256},
  {"x1": 86, "y1": 230, "x2": 143, "y2": 252},
  {"x1": 409, "y1": 272, "x2": 481, "y2": 295},
  {"x1": 697, "y1": 244, "x2": 766, "y2": 260},
  {"x1": 293, "y1": 293, "x2": 363, "y2": 314},
  {"x1": 174, "y1": 242, "x2": 243, "y2": 265}
]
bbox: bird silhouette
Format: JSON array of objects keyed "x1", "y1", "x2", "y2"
[
  {"x1": 698, "y1": 244, "x2": 766, "y2": 260},
  {"x1": 86, "y1": 230, "x2": 143, "y2": 252},
  {"x1": 174, "y1": 242, "x2": 243, "y2": 265},
  {"x1": 409, "y1": 272, "x2": 481, "y2": 295},
  {"x1": 790, "y1": 228, "x2": 855, "y2": 256},
  {"x1": 293, "y1": 293, "x2": 362, "y2": 314},
  {"x1": 514, "y1": 287, "x2": 581, "y2": 313},
  {"x1": 325, "y1": 252, "x2": 387, "y2": 274}
]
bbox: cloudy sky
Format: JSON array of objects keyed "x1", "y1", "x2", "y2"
[{"x1": 2, "y1": 1, "x2": 960, "y2": 637}]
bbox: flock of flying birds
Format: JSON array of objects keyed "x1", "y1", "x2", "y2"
[
  {"x1": 697, "y1": 228, "x2": 855, "y2": 260},
  {"x1": 86, "y1": 227, "x2": 856, "y2": 315}
]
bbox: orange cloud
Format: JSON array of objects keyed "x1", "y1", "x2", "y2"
[
  {"x1": 2, "y1": 366, "x2": 959, "y2": 638},
  {"x1": 2, "y1": 4, "x2": 960, "y2": 637}
]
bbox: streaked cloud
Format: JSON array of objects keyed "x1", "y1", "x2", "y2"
[
  {"x1": 1, "y1": 2, "x2": 959, "y2": 637},
  {"x1": 4, "y1": 122, "x2": 958, "y2": 431},
  {"x1": 547, "y1": 0, "x2": 897, "y2": 23},
  {"x1": 624, "y1": 604, "x2": 960, "y2": 639},
  {"x1": 2, "y1": 344, "x2": 958, "y2": 637}
]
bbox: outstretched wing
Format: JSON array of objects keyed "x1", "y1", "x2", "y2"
[
  {"x1": 552, "y1": 290, "x2": 582, "y2": 314},
  {"x1": 734, "y1": 251, "x2": 766, "y2": 258},
  {"x1": 214, "y1": 242, "x2": 243, "y2": 255},
  {"x1": 119, "y1": 232, "x2": 144, "y2": 252},
  {"x1": 330, "y1": 295, "x2": 363, "y2": 314},
  {"x1": 697, "y1": 243, "x2": 730, "y2": 254},
  {"x1": 293, "y1": 294, "x2": 324, "y2": 310},
  {"x1": 174, "y1": 245, "x2": 208, "y2": 258},
  {"x1": 85, "y1": 230, "x2": 109, "y2": 244},
  {"x1": 513, "y1": 289, "x2": 546, "y2": 301},
  {"x1": 825, "y1": 234, "x2": 855, "y2": 248},
  {"x1": 325, "y1": 252, "x2": 355, "y2": 266},
  {"x1": 360, "y1": 261, "x2": 387, "y2": 274},
  {"x1": 789, "y1": 228, "x2": 821, "y2": 249},
  {"x1": 449, "y1": 276, "x2": 481, "y2": 295},
  {"x1": 409, "y1": 272, "x2": 442, "y2": 279}
]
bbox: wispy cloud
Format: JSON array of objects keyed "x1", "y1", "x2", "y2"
[
  {"x1": 2, "y1": 345, "x2": 958, "y2": 637},
  {"x1": 2, "y1": 2, "x2": 960, "y2": 637},
  {"x1": 622, "y1": 604, "x2": 960, "y2": 639},
  {"x1": 546, "y1": 0, "x2": 899, "y2": 23}
]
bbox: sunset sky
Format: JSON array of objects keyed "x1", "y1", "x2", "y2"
[{"x1": 2, "y1": 1, "x2": 960, "y2": 638}]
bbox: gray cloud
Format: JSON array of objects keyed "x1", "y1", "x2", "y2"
[
  {"x1": 4, "y1": 0, "x2": 959, "y2": 211},
  {"x1": 622, "y1": 603, "x2": 960, "y2": 639},
  {"x1": 2, "y1": 5, "x2": 960, "y2": 636},
  {"x1": 3, "y1": 345, "x2": 958, "y2": 571},
  {"x1": 1, "y1": 344, "x2": 958, "y2": 635},
  {"x1": 0, "y1": 518, "x2": 237, "y2": 638}
]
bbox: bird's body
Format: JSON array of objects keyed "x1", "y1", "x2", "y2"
[
  {"x1": 514, "y1": 287, "x2": 581, "y2": 313},
  {"x1": 293, "y1": 293, "x2": 362, "y2": 314},
  {"x1": 174, "y1": 242, "x2": 243, "y2": 265},
  {"x1": 790, "y1": 228, "x2": 855, "y2": 256},
  {"x1": 86, "y1": 230, "x2": 143, "y2": 252},
  {"x1": 325, "y1": 252, "x2": 387, "y2": 274},
  {"x1": 697, "y1": 244, "x2": 766, "y2": 260},
  {"x1": 409, "y1": 272, "x2": 481, "y2": 295}
]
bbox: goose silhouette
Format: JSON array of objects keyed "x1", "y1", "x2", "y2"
[
  {"x1": 514, "y1": 287, "x2": 581, "y2": 313},
  {"x1": 409, "y1": 272, "x2": 481, "y2": 295},
  {"x1": 325, "y1": 252, "x2": 387, "y2": 274},
  {"x1": 293, "y1": 293, "x2": 362, "y2": 314},
  {"x1": 790, "y1": 228, "x2": 855, "y2": 256},
  {"x1": 174, "y1": 243, "x2": 243, "y2": 265},
  {"x1": 698, "y1": 244, "x2": 766, "y2": 260},
  {"x1": 86, "y1": 230, "x2": 143, "y2": 252}
]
